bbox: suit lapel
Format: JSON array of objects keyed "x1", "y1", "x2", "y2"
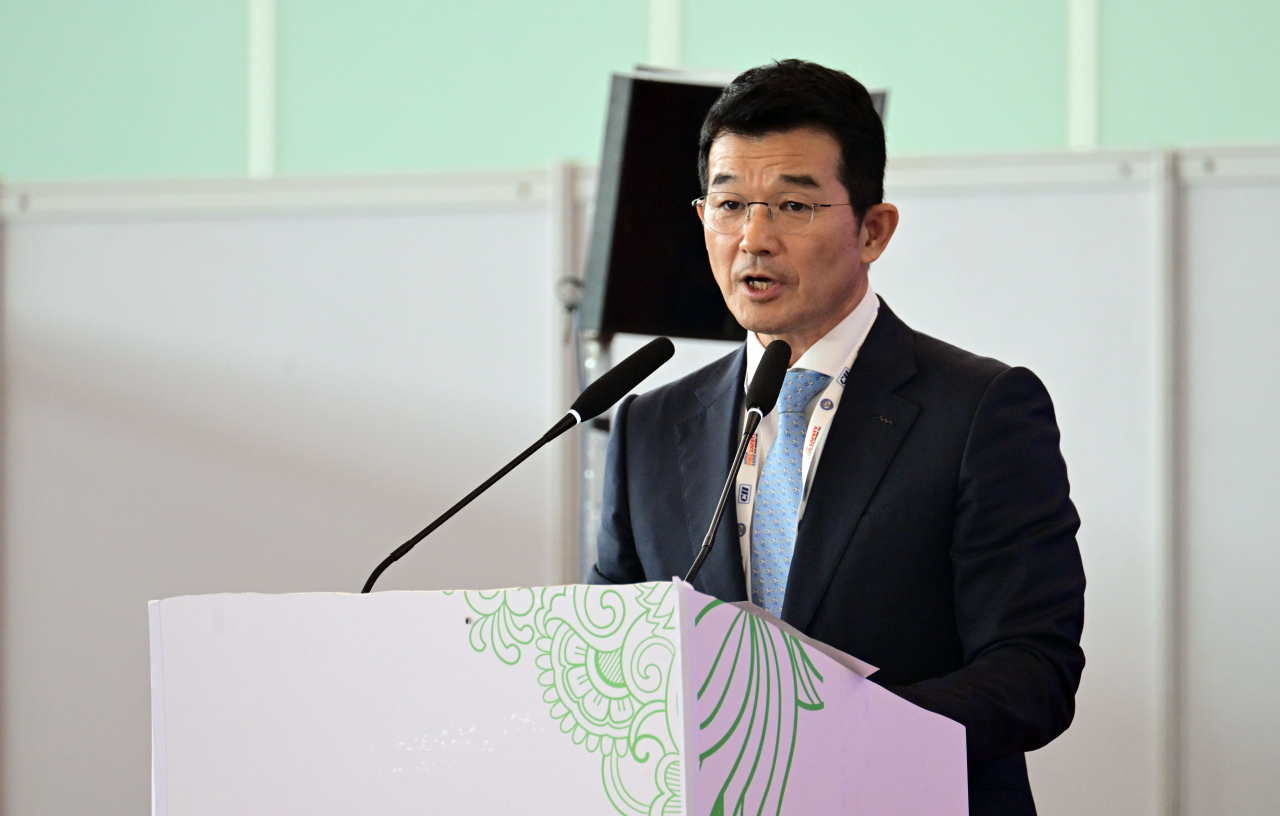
[
  {"x1": 781, "y1": 302, "x2": 920, "y2": 632},
  {"x1": 674, "y1": 347, "x2": 749, "y2": 602}
]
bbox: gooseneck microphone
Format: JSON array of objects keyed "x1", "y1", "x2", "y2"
[
  {"x1": 683, "y1": 339, "x2": 791, "y2": 585},
  {"x1": 362, "y1": 336, "x2": 675, "y2": 592}
]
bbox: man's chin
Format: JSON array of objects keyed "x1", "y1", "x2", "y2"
[{"x1": 730, "y1": 309, "x2": 795, "y2": 339}]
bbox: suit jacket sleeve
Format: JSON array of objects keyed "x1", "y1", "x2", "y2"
[
  {"x1": 891, "y1": 366, "x2": 1086, "y2": 763},
  {"x1": 589, "y1": 394, "x2": 645, "y2": 585}
]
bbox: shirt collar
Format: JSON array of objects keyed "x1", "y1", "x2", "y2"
[{"x1": 744, "y1": 284, "x2": 880, "y2": 386}]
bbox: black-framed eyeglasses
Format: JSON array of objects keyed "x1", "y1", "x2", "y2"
[{"x1": 692, "y1": 191, "x2": 853, "y2": 235}]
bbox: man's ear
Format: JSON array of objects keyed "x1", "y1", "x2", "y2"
[{"x1": 859, "y1": 203, "x2": 900, "y2": 264}]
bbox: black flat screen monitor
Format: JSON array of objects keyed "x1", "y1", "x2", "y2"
[{"x1": 581, "y1": 73, "x2": 743, "y2": 341}]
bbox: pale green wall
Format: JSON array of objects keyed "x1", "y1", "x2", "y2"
[
  {"x1": 277, "y1": 0, "x2": 647, "y2": 174},
  {"x1": 0, "y1": 0, "x2": 246, "y2": 179},
  {"x1": 2, "y1": 1, "x2": 1277, "y2": 181},
  {"x1": 1102, "y1": 0, "x2": 1280, "y2": 147},
  {"x1": 685, "y1": 0, "x2": 1068, "y2": 154}
]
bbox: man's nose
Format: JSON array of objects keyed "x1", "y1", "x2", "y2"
[{"x1": 740, "y1": 202, "x2": 780, "y2": 255}]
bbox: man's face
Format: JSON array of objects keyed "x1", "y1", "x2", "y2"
[{"x1": 702, "y1": 128, "x2": 870, "y2": 349}]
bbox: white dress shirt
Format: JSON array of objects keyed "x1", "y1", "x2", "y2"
[{"x1": 737, "y1": 285, "x2": 881, "y2": 587}]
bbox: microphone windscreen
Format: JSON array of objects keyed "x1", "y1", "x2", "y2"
[
  {"x1": 745, "y1": 339, "x2": 791, "y2": 414},
  {"x1": 570, "y1": 336, "x2": 675, "y2": 421}
]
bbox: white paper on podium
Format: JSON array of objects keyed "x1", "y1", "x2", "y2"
[{"x1": 150, "y1": 580, "x2": 965, "y2": 815}]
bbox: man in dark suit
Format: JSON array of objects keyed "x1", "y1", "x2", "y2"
[{"x1": 589, "y1": 60, "x2": 1086, "y2": 815}]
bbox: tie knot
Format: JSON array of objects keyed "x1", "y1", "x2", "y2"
[{"x1": 777, "y1": 369, "x2": 831, "y2": 414}]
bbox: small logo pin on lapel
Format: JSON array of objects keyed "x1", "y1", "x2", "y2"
[{"x1": 876, "y1": 414, "x2": 894, "y2": 425}]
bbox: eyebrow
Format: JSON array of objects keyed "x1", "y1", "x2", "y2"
[
  {"x1": 778, "y1": 173, "x2": 821, "y2": 189},
  {"x1": 708, "y1": 172, "x2": 823, "y2": 189}
]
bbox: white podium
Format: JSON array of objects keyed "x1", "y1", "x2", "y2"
[{"x1": 149, "y1": 580, "x2": 966, "y2": 814}]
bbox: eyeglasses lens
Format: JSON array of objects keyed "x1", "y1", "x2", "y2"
[{"x1": 700, "y1": 193, "x2": 816, "y2": 235}]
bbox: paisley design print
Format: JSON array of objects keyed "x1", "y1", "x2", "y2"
[{"x1": 460, "y1": 583, "x2": 825, "y2": 816}]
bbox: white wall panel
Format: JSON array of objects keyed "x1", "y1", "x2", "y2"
[
  {"x1": 1181, "y1": 175, "x2": 1280, "y2": 815},
  {"x1": 3, "y1": 200, "x2": 558, "y2": 815},
  {"x1": 5, "y1": 148, "x2": 1280, "y2": 816},
  {"x1": 874, "y1": 179, "x2": 1163, "y2": 816}
]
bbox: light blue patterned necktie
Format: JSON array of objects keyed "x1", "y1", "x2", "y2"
[{"x1": 750, "y1": 369, "x2": 832, "y2": 614}]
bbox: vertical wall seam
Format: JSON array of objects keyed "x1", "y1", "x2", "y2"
[
  {"x1": 549, "y1": 162, "x2": 582, "y2": 584},
  {"x1": 1152, "y1": 150, "x2": 1183, "y2": 816},
  {"x1": 1068, "y1": 0, "x2": 1100, "y2": 150},
  {"x1": 247, "y1": 0, "x2": 278, "y2": 177},
  {"x1": 648, "y1": 0, "x2": 683, "y2": 68},
  {"x1": 0, "y1": 192, "x2": 8, "y2": 816}
]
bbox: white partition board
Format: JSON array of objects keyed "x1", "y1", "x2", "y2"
[
  {"x1": 2, "y1": 184, "x2": 561, "y2": 815},
  {"x1": 1180, "y1": 164, "x2": 1280, "y2": 815},
  {"x1": 7, "y1": 150, "x2": 1280, "y2": 816},
  {"x1": 874, "y1": 173, "x2": 1164, "y2": 816}
]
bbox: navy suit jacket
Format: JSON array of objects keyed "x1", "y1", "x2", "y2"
[{"x1": 589, "y1": 301, "x2": 1086, "y2": 815}]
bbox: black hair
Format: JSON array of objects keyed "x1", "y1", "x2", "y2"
[{"x1": 698, "y1": 59, "x2": 885, "y2": 221}]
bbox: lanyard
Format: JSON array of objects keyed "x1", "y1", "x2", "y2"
[{"x1": 733, "y1": 349, "x2": 858, "y2": 567}]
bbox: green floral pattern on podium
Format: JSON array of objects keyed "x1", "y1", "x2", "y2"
[
  {"x1": 462, "y1": 583, "x2": 681, "y2": 815},
  {"x1": 459, "y1": 583, "x2": 825, "y2": 816},
  {"x1": 693, "y1": 600, "x2": 825, "y2": 816}
]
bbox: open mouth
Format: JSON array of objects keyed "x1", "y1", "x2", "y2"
[{"x1": 743, "y1": 276, "x2": 778, "y2": 293}]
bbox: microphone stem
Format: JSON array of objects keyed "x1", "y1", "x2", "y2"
[
  {"x1": 362, "y1": 412, "x2": 579, "y2": 593},
  {"x1": 684, "y1": 409, "x2": 763, "y2": 585}
]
